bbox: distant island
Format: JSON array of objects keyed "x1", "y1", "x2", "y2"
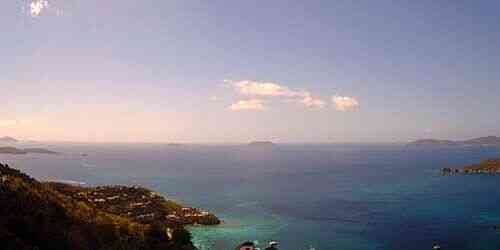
[
  {"x1": 0, "y1": 147, "x2": 26, "y2": 154},
  {"x1": 24, "y1": 148, "x2": 59, "y2": 154},
  {"x1": 0, "y1": 147, "x2": 59, "y2": 155},
  {"x1": 0, "y1": 136, "x2": 18, "y2": 143},
  {"x1": 409, "y1": 136, "x2": 500, "y2": 147},
  {"x1": 0, "y1": 162, "x2": 219, "y2": 250},
  {"x1": 442, "y1": 159, "x2": 500, "y2": 175},
  {"x1": 248, "y1": 141, "x2": 275, "y2": 146}
]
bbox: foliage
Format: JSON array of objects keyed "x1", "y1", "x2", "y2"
[{"x1": 0, "y1": 163, "x2": 197, "y2": 250}]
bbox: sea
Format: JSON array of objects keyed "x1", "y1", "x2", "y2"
[{"x1": 2, "y1": 143, "x2": 500, "y2": 250}]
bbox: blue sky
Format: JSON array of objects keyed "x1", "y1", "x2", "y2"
[{"x1": 1, "y1": 0, "x2": 500, "y2": 143}]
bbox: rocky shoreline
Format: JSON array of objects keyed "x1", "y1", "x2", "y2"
[{"x1": 441, "y1": 159, "x2": 500, "y2": 175}]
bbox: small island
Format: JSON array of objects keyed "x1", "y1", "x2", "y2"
[
  {"x1": 24, "y1": 148, "x2": 59, "y2": 154},
  {"x1": 0, "y1": 147, "x2": 26, "y2": 154},
  {"x1": 248, "y1": 141, "x2": 275, "y2": 146},
  {"x1": 409, "y1": 139, "x2": 458, "y2": 146},
  {"x1": 442, "y1": 159, "x2": 500, "y2": 175},
  {"x1": 0, "y1": 147, "x2": 59, "y2": 155},
  {"x1": 0, "y1": 136, "x2": 18, "y2": 143}
]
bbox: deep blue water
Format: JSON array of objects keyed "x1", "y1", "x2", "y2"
[{"x1": 2, "y1": 143, "x2": 500, "y2": 250}]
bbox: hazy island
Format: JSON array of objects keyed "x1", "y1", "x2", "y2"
[
  {"x1": 0, "y1": 136, "x2": 18, "y2": 143},
  {"x1": 0, "y1": 162, "x2": 220, "y2": 250},
  {"x1": 248, "y1": 141, "x2": 275, "y2": 146},
  {"x1": 0, "y1": 147, "x2": 59, "y2": 155},
  {"x1": 0, "y1": 147, "x2": 26, "y2": 154},
  {"x1": 409, "y1": 136, "x2": 500, "y2": 147}
]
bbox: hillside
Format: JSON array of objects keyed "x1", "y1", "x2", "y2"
[
  {"x1": 46, "y1": 184, "x2": 220, "y2": 226},
  {"x1": 0, "y1": 163, "x2": 219, "y2": 250}
]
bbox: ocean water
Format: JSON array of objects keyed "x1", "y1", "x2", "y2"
[{"x1": 2, "y1": 143, "x2": 500, "y2": 250}]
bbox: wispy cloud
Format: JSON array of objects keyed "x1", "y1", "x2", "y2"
[
  {"x1": 229, "y1": 99, "x2": 265, "y2": 111},
  {"x1": 332, "y1": 95, "x2": 359, "y2": 111},
  {"x1": 30, "y1": 0, "x2": 49, "y2": 17},
  {"x1": 226, "y1": 80, "x2": 325, "y2": 109},
  {"x1": 210, "y1": 95, "x2": 219, "y2": 101}
]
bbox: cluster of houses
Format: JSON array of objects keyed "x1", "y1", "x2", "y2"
[
  {"x1": 50, "y1": 183, "x2": 220, "y2": 226},
  {"x1": 443, "y1": 159, "x2": 500, "y2": 175},
  {"x1": 442, "y1": 167, "x2": 500, "y2": 175},
  {"x1": 164, "y1": 207, "x2": 218, "y2": 225}
]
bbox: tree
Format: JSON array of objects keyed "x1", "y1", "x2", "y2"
[{"x1": 171, "y1": 228, "x2": 192, "y2": 245}]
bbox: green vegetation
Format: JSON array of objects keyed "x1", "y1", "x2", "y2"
[
  {"x1": 46, "y1": 183, "x2": 220, "y2": 226},
  {"x1": 0, "y1": 163, "x2": 218, "y2": 250}
]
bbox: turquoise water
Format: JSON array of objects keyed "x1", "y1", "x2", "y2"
[{"x1": 2, "y1": 143, "x2": 500, "y2": 249}]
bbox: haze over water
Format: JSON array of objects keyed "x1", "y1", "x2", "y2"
[{"x1": 3, "y1": 143, "x2": 500, "y2": 250}]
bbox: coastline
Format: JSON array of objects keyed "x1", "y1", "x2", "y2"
[{"x1": 0, "y1": 162, "x2": 220, "y2": 250}]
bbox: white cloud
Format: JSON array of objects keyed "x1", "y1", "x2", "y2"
[
  {"x1": 210, "y1": 95, "x2": 219, "y2": 101},
  {"x1": 332, "y1": 95, "x2": 359, "y2": 111},
  {"x1": 30, "y1": 0, "x2": 49, "y2": 17},
  {"x1": 0, "y1": 120, "x2": 18, "y2": 127},
  {"x1": 229, "y1": 99, "x2": 265, "y2": 111},
  {"x1": 228, "y1": 80, "x2": 304, "y2": 97},
  {"x1": 301, "y1": 94, "x2": 326, "y2": 108},
  {"x1": 226, "y1": 80, "x2": 325, "y2": 109}
]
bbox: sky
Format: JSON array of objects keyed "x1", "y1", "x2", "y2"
[{"x1": 1, "y1": 0, "x2": 500, "y2": 143}]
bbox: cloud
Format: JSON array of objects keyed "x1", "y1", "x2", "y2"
[
  {"x1": 332, "y1": 95, "x2": 359, "y2": 111},
  {"x1": 301, "y1": 94, "x2": 326, "y2": 108},
  {"x1": 0, "y1": 120, "x2": 19, "y2": 127},
  {"x1": 229, "y1": 99, "x2": 265, "y2": 111},
  {"x1": 0, "y1": 120, "x2": 33, "y2": 127},
  {"x1": 210, "y1": 96, "x2": 219, "y2": 101},
  {"x1": 30, "y1": 0, "x2": 49, "y2": 17},
  {"x1": 227, "y1": 80, "x2": 304, "y2": 97},
  {"x1": 226, "y1": 80, "x2": 325, "y2": 108}
]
